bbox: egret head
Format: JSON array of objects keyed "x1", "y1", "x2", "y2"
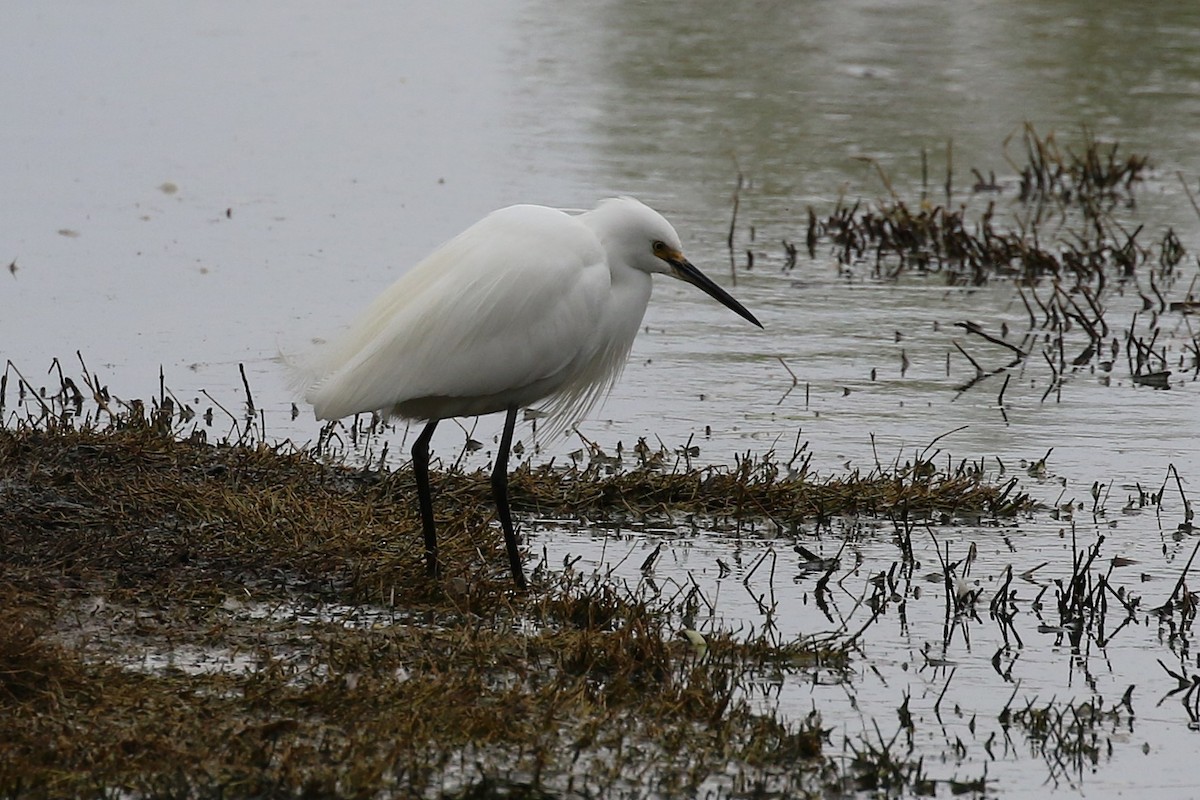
[
  {"x1": 592, "y1": 196, "x2": 762, "y2": 328},
  {"x1": 585, "y1": 196, "x2": 683, "y2": 275}
]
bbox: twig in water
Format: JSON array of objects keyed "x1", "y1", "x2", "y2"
[
  {"x1": 4, "y1": 360, "x2": 53, "y2": 416},
  {"x1": 640, "y1": 542, "x2": 663, "y2": 573},
  {"x1": 997, "y1": 373, "x2": 1011, "y2": 407},
  {"x1": 776, "y1": 356, "x2": 799, "y2": 406},
  {"x1": 1161, "y1": 463, "x2": 1195, "y2": 532},
  {"x1": 1040, "y1": 350, "x2": 1060, "y2": 403},
  {"x1": 781, "y1": 239, "x2": 798, "y2": 270},
  {"x1": 855, "y1": 155, "x2": 899, "y2": 201},
  {"x1": 926, "y1": 526, "x2": 954, "y2": 635},
  {"x1": 743, "y1": 546, "x2": 773, "y2": 585},
  {"x1": 1028, "y1": 284, "x2": 1054, "y2": 327},
  {"x1": 239, "y1": 363, "x2": 255, "y2": 416},
  {"x1": 934, "y1": 667, "x2": 957, "y2": 719},
  {"x1": 727, "y1": 169, "x2": 743, "y2": 252},
  {"x1": 954, "y1": 321, "x2": 1028, "y2": 362},
  {"x1": 1160, "y1": 537, "x2": 1200, "y2": 613},
  {"x1": 917, "y1": 425, "x2": 970, "y2": 464},
  {"x1": 200, "y1": 388, "x2": 246, "y2": 443},
  {"x1": 952, "y1": 340, "x2": 985, "y2": 376}
]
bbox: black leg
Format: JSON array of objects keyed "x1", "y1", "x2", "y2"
[
  {"x1": 492, "y1": 406, "x2": 527, "y2": 588},
  {"x1": 413, "y1": 419, "x2": 439, "y2": 578}
]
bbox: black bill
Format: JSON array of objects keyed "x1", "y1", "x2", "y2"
[{"x1": 671, "y1": 259, "x2": 763, "y2": 328}]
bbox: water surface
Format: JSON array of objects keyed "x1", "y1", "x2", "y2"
[{"x1": 3, "y1": 2, "x2": 1199, "y2": 795}]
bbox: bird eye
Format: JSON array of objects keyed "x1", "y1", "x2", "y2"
[{"x1": 652, "y1": 240, "x2": 667, "y2": 254}]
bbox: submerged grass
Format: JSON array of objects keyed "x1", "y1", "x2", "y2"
[
  {"x1": 0, "y1": 389, "x2": 1033, "y2": 798},
  {"x1": 777, "y1": 125, "x2": 1200, "y2": 400}
]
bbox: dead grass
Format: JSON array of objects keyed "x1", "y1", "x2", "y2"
[
  {"x1": 0, "y1": 383, "x2": 1033, "y2": 798},
  {"x1": 1, "y1": 415, "x2": 1027, "y2": 609}
]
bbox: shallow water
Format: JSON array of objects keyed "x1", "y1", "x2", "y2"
[
  {"x1": 538, "y1": 506, "x2": 1197, "y2": 796},
  {"x1": 3, "y1": 2, "x2": 1200, "y2": 796}
]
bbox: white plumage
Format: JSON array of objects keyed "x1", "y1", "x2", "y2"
[
  {"x1": 297, "y1": 196, "x2": 761, "y2": 587},
  {"x1": 304, "y1": 202, "x2": 632, "y2": 429}
]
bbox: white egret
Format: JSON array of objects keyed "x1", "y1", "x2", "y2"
[{"x1": 299, "y1": 196, "x2": 761, "y2": 588}]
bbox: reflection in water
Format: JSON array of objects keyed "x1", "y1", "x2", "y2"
[
  {"x1": 514, "y1": 0, "x2": 1200, "y2": 490},
  {"x1": 526, "y1": 0, "x2": 1200, "y2": 219}
]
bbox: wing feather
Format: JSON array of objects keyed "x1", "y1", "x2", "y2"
[{"x1": 300, "y1": 205, "x2": 612, "y2": 422}]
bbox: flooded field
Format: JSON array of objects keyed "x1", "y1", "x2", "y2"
[{"x1": 2, "y1": 1, "x2": 1199, "y2": 797}]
